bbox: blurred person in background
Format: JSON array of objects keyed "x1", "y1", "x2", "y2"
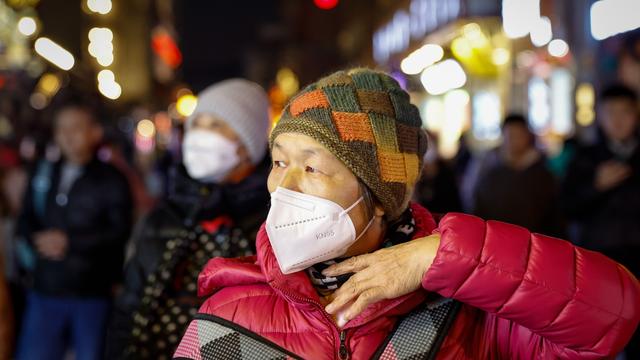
[
  {"x1": 562, "y1": 84, "x2": 640, "y2": 358},
  {"x1": 14, "y1": 99, "x2": 133, "y2": 360},
  {"x1": 473, "y1": 114, "x2": 563, "y2": 236},
  {"x1": 457, "y1": 134, "x2": 499, "y2": 214},
  {"x1": 174, "y1": 69, "x2": 639, "y2": 360},
  {"x1": 563, "y1": 85, "x2": 640, "y2": 274},
  {"x1": 413, "y1": 131, "x2": 462, "y2": 214},
  {"x1": 106, "y1": 79, "x2": 270, "y2": 360}
]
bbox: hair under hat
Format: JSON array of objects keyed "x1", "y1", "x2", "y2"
[
  {"x1": 187, "y1": 79, "x2": 270, "y2": 165},
  {"x1": 270, "y1": 68, "x2": 428, "y2": 220}
]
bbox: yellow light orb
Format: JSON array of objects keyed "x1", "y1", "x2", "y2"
[
  {"x1": 137, "y1": 119, "x2": 156, "y2": 138},
  {"x1": 176, "y1": 94, "x2": 198, "y2": 117}
]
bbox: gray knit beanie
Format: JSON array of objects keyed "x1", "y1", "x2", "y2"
[{"x1": 186, "y1": 79, "x2": 270, "y2": 165}]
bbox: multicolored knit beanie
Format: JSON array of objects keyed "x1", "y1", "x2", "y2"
[{"x1": 270, "y1": 68, "x2": 428, "y2": 220}]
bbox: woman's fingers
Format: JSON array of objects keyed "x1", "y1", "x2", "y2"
[
  {"x1": 323, "y1": 236, "x2": 441, "y2": 323},
  {"x1": 322, "y1": 252, "x2": 374, "y2": 276},
  {"x1": 339, "y1": 288, "x2": 385, "y2": 326},
  {"x1": 325, "y1": 271, "x2": 377, "y2": 314}
]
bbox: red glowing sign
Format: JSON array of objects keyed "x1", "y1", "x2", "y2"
[
  {"x1": 152, "y1": 28, "x2": 182, "y2": 69},
  {"x1": 314, "y1": 0, "x2": 338, "y2": 10}
]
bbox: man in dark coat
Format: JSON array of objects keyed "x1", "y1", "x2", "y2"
[
  {"x1": 473, "y1": 114, "x2": 562, "y2": 236},
  {"x1": 15, "y1": 101, "x2": 133, "y2": 360}
]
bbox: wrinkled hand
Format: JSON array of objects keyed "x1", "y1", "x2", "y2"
[
  {"x1": 323, "y1": 234, "x2": 440, "y2": 326},
  {"x1": 34, "y1": 229, "x2": 68, "y2": 260},
  {"x1": 595, "y1": 161, "x2": 631, "y2": 191}
]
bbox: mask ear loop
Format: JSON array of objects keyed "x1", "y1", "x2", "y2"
[
  {"x1": 354, "y1": 216, "x2": 375, "y2": 242},
  {"x1": 340, "y1": 196, "x2": 376, "y2": 241},
  {"x1": 340, "y1": 196, "x2": 365, "y2": 216}
]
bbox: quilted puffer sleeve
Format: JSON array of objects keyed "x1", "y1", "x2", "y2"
[{"x1": 422, "y1": 213, "x2": 640, "y2": 358}]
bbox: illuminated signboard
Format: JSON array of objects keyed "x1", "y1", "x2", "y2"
[
  {"x1": 590, "y1": 0, "x2": 640, "y2": 40},
  {"x1": 373, "y1": 0, "x2": 462, "y2": 64}
]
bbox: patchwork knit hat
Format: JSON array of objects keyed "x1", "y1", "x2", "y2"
[
  {"x1": 270, "y1": 68, "x2": 427, "y2": 220},
  {"x1": 186, "y1": 79, "x2": 270, "y2": 165}
]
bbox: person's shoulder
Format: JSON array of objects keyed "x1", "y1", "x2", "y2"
[
  {"x1": 127, "y1": 207, "x2": 186, "y2": 272},
  {"x1": 199, "y1": 283, "x2": 310, "y2": 336},
  {"x1": 90, "y1": 159, "x2": 128, "y2": 182},
  {"x1": 199, "y1": 282, "x2": 278, "y2": 317}
]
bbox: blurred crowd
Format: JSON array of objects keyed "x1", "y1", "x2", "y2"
[
  {"x1": 417, "y1": 83, "x2": 640, "y2": 280},
  {"x1": 0, "y1": 76, "x2": 638, "y2": 359}
]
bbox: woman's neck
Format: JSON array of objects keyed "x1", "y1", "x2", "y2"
[{"x1": 343, "y1": 216, "x2": 386, "y2": 257}]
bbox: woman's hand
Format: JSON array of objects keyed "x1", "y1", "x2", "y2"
[{"x1": 323, "y1": 234, "x2": 441, "y2": 326}]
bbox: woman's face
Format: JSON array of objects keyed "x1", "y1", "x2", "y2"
[
  {"x1": 269, "y1": 132, "x2": 384, "y2": 256},
  {"x1": 190, "y1": 114, "x2": 249, "y2": 161},
  {"x1": 187, "y1": 114, "x2": 253, "y2": 183}
]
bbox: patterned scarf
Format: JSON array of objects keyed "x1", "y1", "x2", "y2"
[
  {"x1": 126, "y1": 218, "x2": 254, "y2": 359},
  {"x1": 307, "y1": 208, "x2": 416, "y2": 296}
]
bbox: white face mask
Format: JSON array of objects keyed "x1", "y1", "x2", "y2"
[
  {"x1": 182, "y1": 129, "x2": 240, "y2": 183},
  {"x1": 265, "y1": 187, "x2": 375, "y2": 274}
]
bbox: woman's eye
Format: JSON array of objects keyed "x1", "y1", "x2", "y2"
[
  {"x1": 305, "y1": 166, "x2": 318, "y2": 173},
  {"x1": 273, "y1": 160, "x2": 287, "y2": 168}
]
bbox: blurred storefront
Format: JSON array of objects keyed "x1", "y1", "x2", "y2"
[
  {"x1": 371, "y1": 0, "x2": 582, "y2": 158},
  {"x1": 589, "y1": 0, "x2": 640, "y2": 95}
]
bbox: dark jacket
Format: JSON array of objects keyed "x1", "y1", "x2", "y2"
[
  {"x1": 561, "y1": 138, "x2": 640, "y2": 275},
  {"x1": 472, "y1": 152, "x2": 563, "y2": 236},
  {"x1": 106, "y1": 160, "x2": 270, "y2": 359},
  {"x1": 16, "y1": 157, "x2": 133, "y2": 297}
]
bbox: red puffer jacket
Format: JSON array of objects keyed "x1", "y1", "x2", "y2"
[{"x1": 181, "y1": 204, "x2": 640, "y2": 359}]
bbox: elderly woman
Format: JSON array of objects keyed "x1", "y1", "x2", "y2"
[{"x1": 174, "y1": 69, "x2": 639, "y2": 360}]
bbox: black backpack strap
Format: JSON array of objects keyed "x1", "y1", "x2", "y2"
[
  {"x1": 173, "y1": 313, "x2": 303, "y2": 360},
  {"x1": 373, "y1": 297, "x2": 460, "y2": 360}
]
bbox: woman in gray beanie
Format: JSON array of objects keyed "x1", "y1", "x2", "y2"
[{"x1": 106, "y1": 79, "x2": 272, "y2": 360}]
